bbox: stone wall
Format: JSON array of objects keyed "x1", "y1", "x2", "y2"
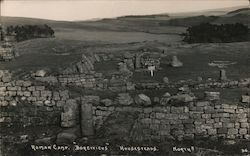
[
  {"x1": 135, "y1": 78, "x2": 250, "y2": 90},
  {"x1": 0, "y1": 70, "x2": 71, "y2": 126},
  {"x1": 91, "y1": 101, "x2": 250, "y2": 141},
  {"x1": 58, "y1": 73, "x2": 135, "y2": 91},
  {"x1": 1, "y1": 69, "x2": 249, "y2": 142},
  {"x1": 61, "y1": 53, "x2": 100, "y2": 75}
]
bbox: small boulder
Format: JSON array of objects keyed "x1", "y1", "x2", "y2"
[
  {"x1": 171, "y1": 56, "x2": 183, "y2": 67},
  {"x1": 134, "y1": 94, "x2": 151, "y2": 106},
  {"x1": 178, "y1": 85, "x2": 190, "y2": 93},
  {"x1": 163, "y1": 77, "x2": 169, "y2": 84},
  {"x1": 35, "y1": 136, "x2": 55, "y2": 145},
  {"x1": 163, "y1": 92, "x2": 171, "y2": 97},
  {"x1": 197, "y1": 76, "x2": 203, "y2": 82},
  {"x1": 20, "y1": 135, "x2": 29, "y2": 143},
  {"x1": 56, "y1": 132, "x2": 77, "y2": 144},
  {"x1": 35, "y1": 70, "x2": 47, "y2": 77},
  {"x1": 116, "y1": 93, "x2": 133, "y2": 105},
  {"x1": 0, "y1": 70, "x2": 4, "y2": 78},
  {"x1": 100, "y1": 99, "x2": 113, "y2": 106},
  {"x1": 153, "y1": 97, "x2": 160, "y2": 103},
  {"x1": 160, "y1": 92, "x2": 171, "y2": 105},
  {"x1": 169, "y1": 94, "x2": 196, "y2": 105},
  {"x1": 241, "y1": 95, "x2": 250, "y2": 103}
]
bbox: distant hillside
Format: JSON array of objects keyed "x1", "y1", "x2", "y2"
[
  {"x1": 159, "y1": 7, "x2": 250, "y2": 27},
  {"x1": 0, "y1": 16, "x2": 106, "y2": 31},
  {"x1": 1, "y1": 7, "x2": 249, "y2": 41},
  {"x1": 160, "y1": 15, "x2": 218, "y2": 27},
  {"x1": 214, "y1": 8, "x2": 250, "y2": 26},
  {"x1": 227, "y1": 8, "x2": 250, "y2": 16}
]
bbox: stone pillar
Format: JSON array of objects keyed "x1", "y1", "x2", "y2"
[
  {"x1": 118, "y1": 62, "x2": 128, "y2": 72},
  {"x1": 135, "y1": 54, "x2": 141, "y2": 69},
  {"x1": 220, "y1": 69, "x2": 227, "y2": 81},
  {"x1": 81, "y1": 101, "x2": 94, "y2": 136},
  {"x1": 61, "y1": 99, "x2": 78, "y2": 128}
]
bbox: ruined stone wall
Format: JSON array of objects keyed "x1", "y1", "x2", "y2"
[
  {"x1": 135, "y1": 78, "x2": 250, "y2": 90},
  {"x1": 0, "y1": 46, "x2": 15, "y2": 61},
  {"x1": 58, "y1": 73, "x2": 135, "y2": 91},
  {"x1": 1, "y1": 70, "x2": 249, "y2": 142},
  {"x1": 192, "y1": 79, "x2": 250, "y2": 89},
  {"x1": 0, "y1": 70, "x2": 71, "y2": 126},
  {"x1": 92, "y1": 101, "x2": 250, "y2": 141}
]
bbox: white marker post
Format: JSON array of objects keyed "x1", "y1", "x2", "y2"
[{"x1": 148, "y1": 65, "x2": 155, "y2": 77}]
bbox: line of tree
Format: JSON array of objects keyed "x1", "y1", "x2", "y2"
[
  {"x1": 0, "y1": 25, "x2": 4, "y2": 41},
  {"x1": 6, "y1": 24, "x2": 55, "y2": 42},
  {"x1": 183, "y1": 23, "x2": 249, "y2": 43}
]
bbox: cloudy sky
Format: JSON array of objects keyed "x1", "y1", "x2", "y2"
[{"x1": 1, "y1": 0, "x2": 249, "y2": 21}]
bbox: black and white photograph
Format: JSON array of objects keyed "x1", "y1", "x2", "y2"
[{"x1": 0, "y1": 0, "x2": 250, "y2": 155}]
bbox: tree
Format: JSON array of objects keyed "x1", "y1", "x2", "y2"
[
  {"x1": 183, "y1": 23, "x2": 249, "y2": 43},
  {"x1": 6, "y1": 24, "x2": 55, "y2": 42}
]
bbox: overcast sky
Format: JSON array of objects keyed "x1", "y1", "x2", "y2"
[{"x1": 1, "y1": 0, "x2": 249, "y2": 21}]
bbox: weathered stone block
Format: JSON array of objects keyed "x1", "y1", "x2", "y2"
[
  {"x1": 0, "y1": 101, "x2": 8, "y2": 106},
  {"x1": 141, "y1": 118, "x2": 152, "y2": 124},
  {"x1": 196, "y1": 101, "x2": 209, "y2": 107},
  {"x1": 206, "y1": 119, "x2": 215, "y2": 124},
  {"x1": 228, "y1": 128, "x2": 238, "y2": 135},
  {"x1": 52, "y1": 92, "x2": 61, "y2": 101},
  {"x1": 23, "y1": 91, "x2": 31, "y2": 97},
  {"x1": 41, "y1": 91, "x2": 52, "y2": 97},
  {"x1": 7, "y1": 86, "x2": 18, "y2": 91},
  {"x1": 144, "y1": 107, "x2": 153, "y2": 114},
  {"x1": 27, "y1": 97, "x2": 36, "y2": 101},
  {"x1": 220, "y1": 118, "x2": 230, "y2": 123},
  {"x1": 7, "y1": 91, "x2": 16, "y2": 96},
  {"x1": 61, "y1": 99, "x2": 78, "y2": 128},
  {"x1": 223, "y1": 108, "x2": 235, "y2": 114},
  {"x1": 34, "y1": 101, "x2": 43, "y2": 106},
  {"x1": 36, "y1": 86, "x2": 45, "y2": 91},
  {"x1": 204, "y1": 92, "x2": 220, "y2": 101},
  {"x1": 27, "y1": 86, "x2": 36, "y2": 91},
  {"x1": 237, "y1": 113, "x2": 247, "y2": 119},
  {"x1": 116, "y1": 93, "x2": 133, "y2": 106},
  {"x1": 223, "y1": 123, "x2": 234, "y2": 128},
  {"x1": 239, "y1": 128, "x2": 247, "y2": 134},
  {"x1": 241, "y1": 95, "x2": 250, "y2": 103},
  {"x1": 100, "y1": 99, "x2": 113, "y2": 106},
  {"x1": 217, "y1": 128, "x2": 228, "y2": 134},
  {"x1": 208, "y1": 129, "x2": 217, "y2": 135},
  {"x1": 134, "y1": 94, "x2": 151, "y2": 106},
  {"x1": 81, "y1": 102, "x2": 94, "y2": 136},
  {"x1": 23, "y1": 81, "x2": 32, "y2": 87},
  {"x1": 171, "y1": 107, "x2": 184, "y2": 113},
  {"x1": 240, "y1": 123, "x2": 249, "y2": 128},
  {"x1": 32, "y1": 91, "x2": 40, "y2": 97},
  {"x1": 202, "y1": 114, "x2": 211, "y2": 119},
  {"x1": 2, "y1": 76, "x2": 11, "y2": 82},
  {"x1": 156, "y1": 113, "x2": 165, "y2": 119}
]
